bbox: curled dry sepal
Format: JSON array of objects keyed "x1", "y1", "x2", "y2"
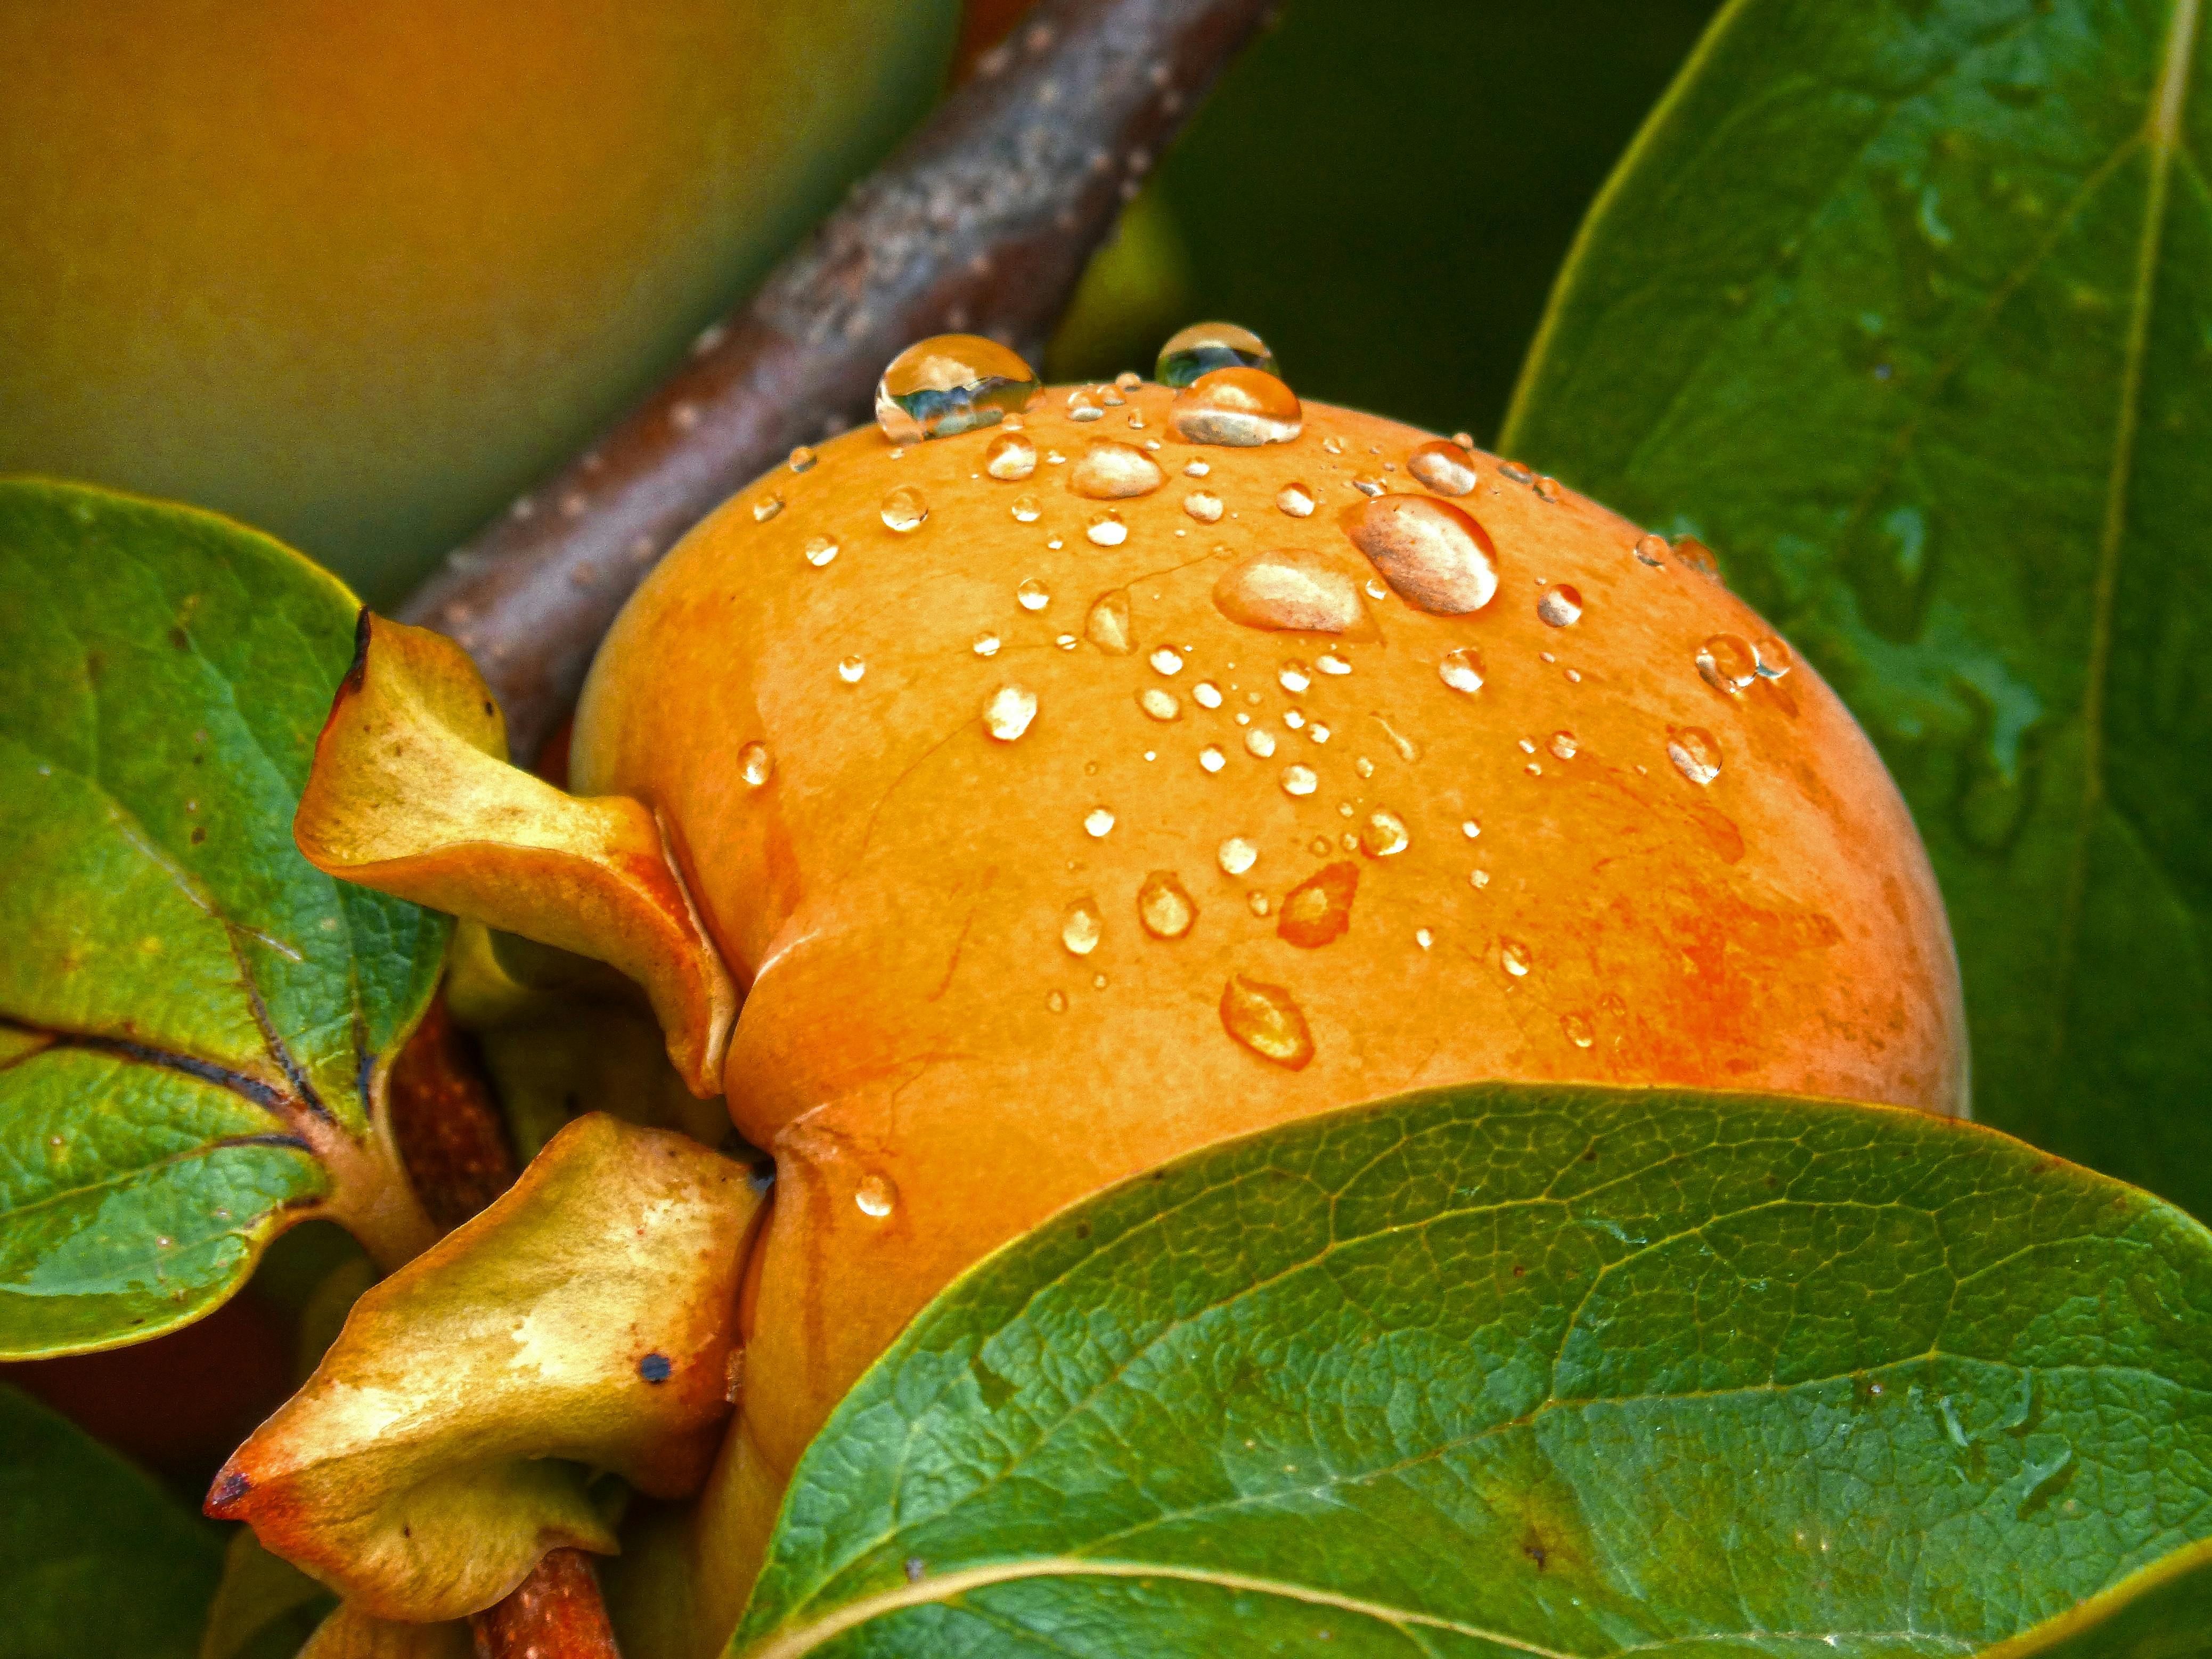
[{"x1": 207, "y1": 1112, "x2": 765, "y2": 1622}]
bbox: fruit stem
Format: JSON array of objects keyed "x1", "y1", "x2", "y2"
[
  {"x1": 470, "y1": 1549, "x2": 622, "y2": 1659},
  {"x1": 397, "y1": 0, "x2": 1276, "y2": 761}
]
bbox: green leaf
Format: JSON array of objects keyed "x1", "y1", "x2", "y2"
[
  {"x1": 0, "y1": 1382, "x2": 225, "y2": 1659},
  {"x1": 1498, "y1": 0, "x2": 2212, "y2": 1215},
  {"x1": 736, "y1": 1083, "x2": 2212, "y2": 1657},
  {"x1": 0, "y1": 479, "x2": 447, "y2": 1357}
]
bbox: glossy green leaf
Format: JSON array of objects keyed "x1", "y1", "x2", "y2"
[
  {"x1": 0, "y1": 1382, "x2": 226, "y2": 1659},
  {"x1": 736, "y1": 1084, "x2": 2212, "y2": 1657},
  {"x1": 0, "y1": 480, "x2": 447, "y2": 1357},
  {"x1": 1499, "y1": 0, "x2": 2212, "y2": 1215}
]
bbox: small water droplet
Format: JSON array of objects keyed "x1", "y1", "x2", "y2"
[
  {"x1": 876, "y1": 334, "x2": 1039, "y2": 441},
  {"x1": 739, "y1": 741, "x2": 774, "y2": 787},
  {"x1": 1275, "y1": 481, "x2": 1317, "y2": 518},
  {"x1": 804, "y1": 534, "x2": 839, "y2": 568},
  {"x1": 788, "y1": 445, "x2": 818, "y2": 472},
  {"x1": 1633, "y1": 533, "x2": 1669, "y2": 568},
  {"x1": 973, "y1": 632, "x2": 1001, "y2": 657},
  {"x1": 1140, "y1": 688, "x2": 1181, "y2": 722},
  {"x1": 1018, "y1": 578, "x2": 1050, "y2": 611},
  {"x1": 1460, "y1": 820, "x2": 1481, "y2": 838},
  {"x1": 1668, "y1": 725, "x2": 1723, "y2": 786},
  {"x1": 1086, "y1": 510, "x2": 1129, "y2": 546},
  {"x1": 1156, "y1": 321, "x2": 1279, "y2": 387},
  {"x1": 1149, "y1": 647, "x2": 1183, "y2": 675},
  {"x1": 1189, "y1": 680, "x2": 1224, "y2": 710},
  {"x1": 1199, "y1": 744, "x2": 1227, "y2": 773},
  {"x1": 1753, "y1": 634, "x2": 1794, "y2": 679},
  {"x1": 1009, "y1": 493, "x2": 1042, "y2": 523},
  {"x1": 1323, "y1": 436, "x2": 1345, "y2": 456},
  {"x1": 1084, "y1": 807, "x2": 1117, "y2": 838},
  {"x1": 1672, "y1": 536, "x2": 1723, "y2": 583},
  {"x1": 1184, "y1": 491, "x2": 1225, "y2": 523},
  {"x1": 752, "y1": 494, "x2": 784, "y2": 524},
  {"x1": 1500, "y1": 461, "x2": 1534, "y2": 485},
  {"x1": 1438, "y1": 647, "x2": 1484, "y2": 693},
  {"x1": 1212, "y1": 550, "x2": 1367, "y2": 634},
  {"x1": 1470, "y1": 869, "x2": 1490, "y2": 888},
  {"x1": 1352, "y1": 475, "x2": 1386, "y2": 497},
  {"x1": 1359, "y1": 809, "x2": 1409, "y2": 857},
  {"x1": 1061, "y1": 895, "x2": 1103, "y2": 955},
  {"x1": 1416, "y1": 927, "x2": 1434, "y2": 950},
  {"x1": 1116, "y1": 370, "x2": 1144, "y2": 390},
  {"x1": 1220, "y1": 973, "x2": 1314, "y2": 1068},
  {"x1": 1407, "y1": 439, "x2": 1479, "y2": 496},
  {"x1": 1307, "y1": 722, "x2": 1331, "y2": 743},
  {"x1": 1071, "y1": 439, "x2": 1164, "y2": 500},
  {"x1": 1218, "y1": 836, "x2": 1258, "y2": 876},
  {"x1": 1317, "y1": 653, "x2": 1350, "y2": 676},
  {"x1": 1500, "y1": 938, "x2": 1532, "y2": 977},
  {"x1": 1536, "y1": 583, "x2": 1583, "y2": 627},
  {"x1": 983, "y1": 684, "x2": 1039, "y2": 741},
  {"x1": 1533, "y1": 476, "x2": 1562, "y2": 502},
  {"x1": 1279, "y1": 861, "x2": 1358, "y2": 947},
  {"x1": 1283, "y1": 708, "x2": 1306, "y2": 730},
  {"x1": 1047, "y1": 989, "x2": 1068, "y2": 1013},
  {"x1": 1281, "y1": 764, "x2": 1319, "y2": 797},
  {"x1": 1185, "y1": 459, "x2": 1212, "y2": 478},
  {"x1": 881, "y1": 485, "x2": 928, "y2": 533},
  {"x1": 1098, "y1": 383, "x2": 1125, "y2": 407},
  {"x1": 837, "y1": 655, "x2": 867, "y2": 684},
  {"x1": 1245, "y1": 727, "x2": 1278, "y2": 758},
  {"x1": 1697, "y1": 634, "x2": 1759, "y2": 694},
  {"x1": 1548, "y1": 730, "x2": 1579, "y2": 761},
  {"x1": 1066, "y1": 390, "x2": 1104, "y2": 422},
  {"x1": 1354, "y1": 756, "x2": 1375, "y2": 780},
  {"x1": 1562, "y1": 1011, "x2": 1595, "y2": 1049},
  {"x1": 1279, "y1": 660, "x2": 1311, "y2": 693},
  {"x1": 1138, "y1": 871, "x2": 1198, "y2": 939},
  {"x1": 987, "y1": 431, "x2": 1039, "y2": 480},
  {"x1": 855, "y1": 1173, "x2": 897, "y2": 1217},
  {"x1": 1171, "y1": 367, "x2": 1302, "y2": 446},
  {"x1": 1345, "y1": 496, "x2": 1499, "y2": 614}
]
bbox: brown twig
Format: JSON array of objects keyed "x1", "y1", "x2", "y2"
[
  {"x1": 470, "y1": 1550, "x2": 622, "y2": 1659},
  {"x1": 400, "y1": 0, "x2": 1277, "y2": 761},
  {"x1": 385, "y1": 993, "x2": 516, "y2": 1229}
]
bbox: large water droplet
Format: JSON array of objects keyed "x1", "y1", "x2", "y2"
[
  {"x1": 1212, "y1": 550, "x2": 1367, "y2": 634},
  {"x1": 1668, "y1": 726, "x2": 1723, "y2": 786},
  {"x1": 1149, "y1": 647, "x2": 1183, "y2": 676},
  {"x1": 1536, "y1": 583, "x2": 1583, "y2": 627},
  {"x1": 1084, "y1": 807, "x2": 1117, "y2": 838},
  {"x1": 875, "y1": 334, "x2": 1039, "y2": 442},
  {"x1": 1278, "y1": 660, "x2": 1311, "y2": 693},
  {"x1": 1061, "y1": 896, "x2": 1103, "y2": 956},
  {"x1": 1279, "y1": 861, "x2": 1358, "y2": 947},
  {"x1": 1199, "y1": 744, "x2": 1227, "y2": 773},
  {"x1": 881, "y1": 486, "x2": 929, "y2": 533},
  {"x1": 1697, "y1": 634, "x2": 1759, "y2": 694},
  {"x1": 837, "y1": 656, "x2": 867, "y2": 684},
  {"x1": 1438, "y1": 647, "x2": 1484, "y2": 694},
  {"x1": 987, "y1": 431, "x2": 1039, "y2": 480},
  {"x1": 1155, "y1": 321, "x2": 1279, "y2": 388},
  {"x1": 803, "y1": 535, "x2": 839, "y2": 568},
  {"x1": 1070, "y1": 439, "x2": 1164, "y2": 500},
  {"x1": 1672, "y1": 536, "x2": 1723, "y2": 583},
  {"x1": 1219, "y1": 973, "x2": 1315, "y2": 1069},
  {"x1": 1086, "y1": 510, "x2": 1129, "y2": 546},
  {"x1": 1171, "y1": 367, "x2": 1302, "y2": 446},
  {"x1": 1084, "y1": 589, "x2": 1133, "y2": 653},
  {"x1": 1140, "y1": 688, "x2": 1181, "y2": 722},
  {"x1": 1633, "y1": 533, "x2": 1669, "y2": 568},
  {"x1": 1276, "y1": 481, "x2": 1317, "y2": 518},
  {"x1": 1218, "y1": 836, "x2": 1258, "y2": 876},
  {"x1": 1359, "y1": 810, "x2": 1409, "y2": 857},
  {"x1": 1066, "y1": 389, "x2": 1103, "y2": 422},
  {"x1": 1753, "y1": 634, "x2": 1794, "y2": 679},
  {"x1": 1138, "y1": 871, "x2": 1198, "y2": 939},
  {"x1": 1244, "y1": 727, "x2": 1278, "y2": 758},
  {"x1": 855, "y1": 1173, "x2": 897, "y2": 1218},
  {"x1": 739, "y1": 741, "x2": 774, "y2": 787},
  {"x1": 1018, "y1": 578, "x2": 1050, "y2": 611},
  {"x1": 983, "y1": 684, "x2": 1039, "y2": 741},
  {"x1": 1280, "y1": 763, "x2": 1319, "y2": 797},
  {"x1": 1547, "y1": 730, "x2": 1579, "y2": 761},
  {"x1": 1407, "y1": 439, "x2": 1478, "y2": 496},
  {"x1": 1193, "y1": 680, "x2": 1223, "y2": 709},
  {"x1": 1344, "y1": 496, "x2": 1499, "y2": 614},
  {"x1": 1184, "y1": 491, "x2": 1225, "y2": 523}
]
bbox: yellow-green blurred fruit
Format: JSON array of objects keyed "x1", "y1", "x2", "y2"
[{"x1": 0, "y1": 0, "x2": 957, "y2": 604}]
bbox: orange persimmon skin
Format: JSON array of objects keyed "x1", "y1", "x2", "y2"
[{"x1": 572, "y1": 385, "x2": 1965, "y2": 1604}]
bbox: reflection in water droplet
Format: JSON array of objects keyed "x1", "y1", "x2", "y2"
[
  {"x1": 1562, "y1": 1012, "x2": 1595, "y2": 1049},
  {"x1": 1184, "y1": 491, "x2": 1225, "y2": 524},
  {"x1": 804, "y1": 535, "x2": 839, "y2": 568},
  {"x1": 1010, "y1": 493, "x2": 1042, "y2": 523},
  {"x1": 1276, "y1": 482, "x2": 1316, "y2": 518},
  {"x1": 1194, "y1": 680, "x2": 1223, "y2": 709},
  {"x1": 1084, "y1": 807, "x2": 1117, "y2": 838},
  {"x1": 1245, "y1": 727, "x2": 1278, "y2": 758},
  {"x1": 1697, "y1": 634, "x2": 1759, "y2": 694},
  {"x1": 973, "y1": 632, "x2": 1001, "y2": 657},
  {"x1": 1359, "y1": 810, "x2": 1409, "y2": 857},
  {"x1": 1279, "y1": 661, "x2": 1311, "y2": 693},
  {"x1": 788, "y1": 446, "x2": 818, "y2": 473},
  {"x1": 739, "y1": 741, "x2": 774, "y2": 787},
  {"x1": 1018, "y1": 578, "x2": 1050, "y2": 611},
  {"x1": 1345, "y1": 496, "x2": 1500, "y2": 614},
  {"x1": 1407, "y1": 439, "x2": 1478, "y2": 496},
  {"x1": 1753, "y1": 634, "x2": 1794, "y2": 679},
  {"x1": 1212, "y1": 550, "x2": 1366, "y2": 635},
  {"x1": 1149, "y1": 647, "x2": 1183, "y2": 675},
  {"x1": 1673, "y1": 536, "x2": 1723, "y2": 582},
  {"x1": 1548, "y1": 730, "x2": 1579, "y2": 761},
  {"x1": 1633, "y1": 534, "x2": 1669, "y2": 568},
  {"x1": 983, "y1": 684, "x2": 1039, "y2": 741},
  {"x1": 853, "y1": 1173, "x2": 897, "y2": 1219},
  {"x1": 1199, "y1": 745, "x2": 1227, "y2": 773},
  {"x1": 1220, "y1": 973, "x2": 1314, "y2": 1068},
  {"x1": 1279, "y1": 861, "x2": 1358, "y2": 948},
  {"x1": 1500, "y1": 938, "x2": 1532, "y2": 977},
  {"x1": 1138, "y1": 871, "x2": 1198, "y2": 939},
  {"x1": 1317, "y1": 653, "x2": 1350, "y2": 676},
  {"x1": 1668, "y1": 726, "x2": 1723, "y2": 786},
  {"x1": 1086, "y1": 511, "x2": 1129, "y2": 546},
  {"x1": 1537, "y1": 584, "x2": 1583, "y2": 627},
  {"x1": 881, "y1": 486, "x2": 929, "y2": 533},
  {"x1": 1439, "y1": 647, "x2": 1484, "y2": 694},
  {"x1": 1156, "y1": 321, "x2": 1279, "y2": 387},
  {"x1": 1281, "y1": 764, "x2": 1319, "y2": 797},
  {"x1": 837, "y1": 656, "x2": 867, "y2": 684},
  {"x1": 1218, "y1": 836, "x2": 1258, "y2": 876},
  {"x1": 753, "y1": 494, "x2": 784, "y2": 523},
  {"x1": 1171, "y1": 367, "x2": 1302, "y2": 446},
  {"x1": 1061, "y1": 896, "x2": 1103, "y2": 956},
  {"x1": 1071, "y1": 440, "x2": 1164, "y2": 500},
  {"x1": 875, "y1": 335, "x2": 1039, "y2": 441},
  {"x1": 1140, "y1": 688, "x2": 1181, "y2": 722},
  {"x1": 987, "y1": 432, "x2": 1039, "y2": 480}
]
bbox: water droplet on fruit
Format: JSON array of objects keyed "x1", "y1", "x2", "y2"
[
  {"x1": 1075, "y1": 588, "x2": 1131, "y2": 654},
  {"x1": 1307, "y1": 722, "x2": 1331, "y2": 743},
  {"x1": 1218, "y1": 836, "x2": 1258, "y2": 876},
  {"x1": 1061, "y1": 896, "x2": 1103, "y2": 955},
  {"x1": 1407, "y1": 439, "x2": 1478, "y2": 495},
  {"x1": 1470, "y1": 869, "x2": 1490, "y2": 888},
  {"x1": 1276, "y1": 481, "x2": 1317, "y2": 518},
  {"x1": 1317, "y1": 653, "x2": 1350, "y2": 676},
  {"x1": 983, "y1": 684, "x2": 1039, "y2": 741},
  {"x1": 1278, "y1": 660, "x2": 1312, "y2": 693},
  {"x1": 1279, "y1": 861, "x2": 1358, "y2": 947},
  {"x1": 1156, "y1": 321, "x2": 1279, "y2": 388},
  {"x1": 1219, "y1": 973, "x2": 1313, "y2": 1068},
  {"x1": 753, "y1": 494, "x2": 784, "y2": 523},
  {"x1": 1668, "y1": 726, "x2": 1723, "y2": 786},
  {"x1": 1046, "y1": 989, "x2": 1068, "y2": 1014},
  {"x1": 1199, "y1": 744, "x2": 1227, "y2": 773},
  {"x1": 1460, "y1": 819, "x2": 1481, "y2": 838},
  {"x1": 1084, "y1": 807, "x2": 1116, "y2": 838},
  {"x1": 1246, "y1": 890, "x2": 1271, "y2": 917},
  {"x1": 1212, "y1": 550, "x2": 1367, "y2": 634},
  {"x1": 837, "y1": 655, "x2": 867, "y2": 684},
  {"x1": 1018, "y1": 578, "x2": 1050, "y2": 611},
  {"x1": 987, "y1": 431, "x2": 1039, "y2": 480},
  {"x1": 1245, "y1": 727, "x2": 1278, "y2": 758},
  {"x1": 1500, "y1": 461, "x2": 1534, "y2": 485},
  {"x1": 1066, "y1": 390, "x2": 1103, "y2": 422},
  {"x1": 1281, "y1": 764, "x2": 1319, "y2": 797},
  {"x1": 1536, "y1": 583, "x2": 1582, "y2": 627},
  {"x1": 1184, "y1": 459, "x2": 1211, "y2": 478},
  {"x1": 1548, "y1": 730, "x2": 1579, "y2": 761},
  {"x1": 1149, "y1": 647, "x2": 1183, "y2": 675},
  {"x1": 1184, "y1": 491, "x2": 1225, "y2": 523},
  {"x1": 875, "y1": 334, "x2": 1039, "y2": 442},
  {"x1": 1753, "y1": 634, "x2": 1794, "y2": 679},
  {"x1": 1086, "y1": 510, "x2": 1129, "y2": 546},
  {"x1": 1533, "y1": 476, "x2": 1562, "y2": 503},
  {"x1": 1138, "y1": 871, "x2": 1198, "y2": 939},
  {"x1": 739, "y1": 742, "x2": 774, "y2": 787},
  {"x1": 1673, "y1": 536, "x2": 1723, "y2": 583},
  {"x1": 881, "y1": 486, "x2": 929, "y2": 533},
  {"x1": 1633, "y1": 533, "x2": 1669, "y2": 568},
  {"x1": 1354, "y1": 756, "x2": 1375, "y2": 780},
  {"x1": 1500, "y1": 938, "x2": 1532, "y2": 977},
  {"x1": 804, "y1": 535, "x2": 839, "y2": 568},
  {"x1": 1193, "y1": 681, "x2": 1223, "y2": 709},
  {"x1": 1562, "y1": 1012, "x2": 1595, "y2": 1049},
  {"x1": 1697, "y1": 634, "x2": 1759, "y2": 694},
  {"x1": 1344, "y1": 496, "x2": 1499, "y2": 614},
  {"x1": 1437, "y1": 647, "x2": 1484, "y2": 694},
  {"x1": 1352, "y1": 476, "x2": 1385, "y2": 497},
  {"x1": 1171, "y1": 367, "x2": 1302, "y2": 446},
  {"x1": 1071, "y1": 440, "x2": 1164, "y2": 500},
  {"x1": 788, "y1": 446, "x2": 818, "y2": 473},
  {"x1": 1359, "y1": 810, "x2": 1409, "y2": 857},
  {"x1": 1140, "y1": 688, "x2": 1181, "y2": 722},
  {"x1": 855, "y1": 1173, "x2": 897, "y2": 1217},
  {"x1": 973, "y1": 632, "x2": 1001, "y2": 657}
]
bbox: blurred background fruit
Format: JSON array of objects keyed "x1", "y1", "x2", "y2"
[{"x1": 0, "y1": 0, "x2": 959, "y2": 606}]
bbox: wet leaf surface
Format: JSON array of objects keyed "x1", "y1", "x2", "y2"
[
  {"x1": 1501, "y1": 0, "x2": 2212, "y2": 1217},
  {"x1": 738, "y1": 1084, "x2": 2212, "y2": 1657},
  {"x1": 0, "y1": 481, "x2": 447, "y2": 1356}
]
